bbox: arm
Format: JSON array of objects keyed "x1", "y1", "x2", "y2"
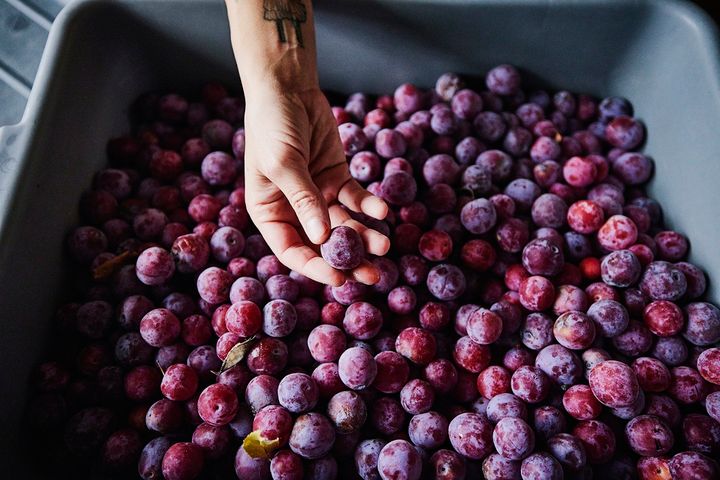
[
  {"x1": 224, "y1": 0, "x2": 389, "y2": 287},
  {"x1": 226, "y1": 0, "x2": 317, "y2": 96}
]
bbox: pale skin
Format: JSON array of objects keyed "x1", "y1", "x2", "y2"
[{"x1": 224, "y1": 0, "x2": 390, "y2": 287}]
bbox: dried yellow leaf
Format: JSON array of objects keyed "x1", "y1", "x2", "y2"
[
  {"x1": 242, "y1": 430, "x2": 280, "y2": 459},
  {"x1": 216, "y1": 335, "x2": 257, "y2": 374},
  {"x1": 92, "y1": 249, "x2": 136, "y2": 280}
]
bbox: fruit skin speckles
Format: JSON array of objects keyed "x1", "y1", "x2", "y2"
[
  {"x1": 493, "y1": 417, "x2": 535, "y2": 460},
  {"x1": 338, "y1": 347, "x2": 377, "y2": 390},
  {"x1": 597, "y1": 215, "x2": 638, "y2": 251},
  {"x1": 525, "y1": 452, "x2": 566, "y2": 480},
  {"x1": 625, "y1": 415, "x2": 674, "y2": 456},
  {"x1": 486, "y1": 64, "x2": 522, "y2": 96},
  {"x1": 589, "y1": 360, "x2": 640, "y2": 408},
  {"x1": 289, "y1": 413, "x2": 336, "y2": 460},
  {"x1": 426, "y1": 264, "x2": 466, "y2": 301},
  {"x1": 320, "y1": 226, "x2": 365, "y2": 271},
  {"x1": 448, "y1": 413, "x2": 494, "y2": 460}
]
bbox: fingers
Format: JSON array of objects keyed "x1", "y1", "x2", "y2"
[
  {"x1": 328, "y1": 205, "x2": 391, "y2": 257},
  {"x1": 337, "y1": 178, "x2": 389, "y2": 220},
  {"x1": 359, "y1": 223, "x2": 391, "y2": 257},
  {"x1": 250, "y1": 206, "x2": 386, "y2": 287},
  {"x1": 255, "y1": 219, "x2": 346, "y2": 287},
  {"x1": 266, "y1": 166, "x2": 331, "y2": 245},
  {"x1": 350, "y1": 259, "x2": 381, "y2": 285}
]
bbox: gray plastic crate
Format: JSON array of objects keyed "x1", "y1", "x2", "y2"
[
  {"x1": 1, "y1": 0, "x2": 720, "y2": 475},
  {"x1": 0, "y1": 0, "x2": 61, "y2": 126}
]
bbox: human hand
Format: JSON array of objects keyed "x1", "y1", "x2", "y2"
[{"x1": 243, "y1": 85, "x2": 389, "y2": 287}]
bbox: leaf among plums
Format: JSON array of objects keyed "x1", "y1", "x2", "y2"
[
  {"x1": 92, "y1": 249, "x2": 137, "y2": 280},
  {"x1": 242, "y1": 430, "x2": 280, "y2": 459},
  {"x1": 215, "y1": 335, "x2": 257, "y2": 374}
]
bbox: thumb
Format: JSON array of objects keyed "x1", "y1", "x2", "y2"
[{"x1": 267, "y1": 165, "x2": 331, "y2": 245}]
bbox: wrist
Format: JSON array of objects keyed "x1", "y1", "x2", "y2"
[
  {"x1": 239, "y1": 48, "x2": 319, "y2": 100},
  {"x1": 225, "y1": 0, "x2": 318, "y2": 99}
]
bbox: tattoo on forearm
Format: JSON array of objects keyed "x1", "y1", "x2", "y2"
[{"x1": 263, "y1": 0, "x2": 307, "y2": 47}]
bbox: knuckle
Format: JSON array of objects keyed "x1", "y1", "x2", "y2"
[
  {"x1": 264, "y1": 160, "x2": 285, "y2": 179},
  {"x1": 289, "y1": 190, "x2": 321, "y2": 214}
]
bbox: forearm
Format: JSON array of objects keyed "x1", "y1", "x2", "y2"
[{"x1": 225, "y1": 0, "x2": 318, "y2": 96}]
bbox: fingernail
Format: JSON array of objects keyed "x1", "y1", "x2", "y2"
[{"x1": 307, "y1": 218, "x2": 327, "y2": 243}]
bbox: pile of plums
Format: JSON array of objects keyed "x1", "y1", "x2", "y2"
[{"x1": 25, "y1": 65, "x2": 720, "y2": 480}]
